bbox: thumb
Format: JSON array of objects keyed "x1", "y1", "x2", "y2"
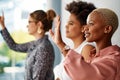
[{"x1": 49, "y1": 29, "x2": 54, "y2": 38}]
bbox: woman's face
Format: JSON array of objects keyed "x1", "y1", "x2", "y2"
[
  {"x1": 27, "y1": 16, "x2": 38, "y2": 35},
  {"x1": 66, "y1": 14, "x2": 83, "y2": 39},
  {"x1": 84, "y1": 12, "x2": 106, "y2": 42}
]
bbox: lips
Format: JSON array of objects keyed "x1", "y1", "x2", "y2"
[
  {"x1": 66, "y1": 30, "x2": 69, "y2": 34},
  {"x1": 84, "y1": 31, "x2": 90, "y2": 38}
]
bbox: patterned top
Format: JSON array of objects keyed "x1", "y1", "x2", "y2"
[{"x1": 0, "y1": 28, "x2": 55, "y2": 80}]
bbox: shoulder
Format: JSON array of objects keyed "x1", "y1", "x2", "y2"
[
  {"x1": 81, "y1": 41, "x2": 96, "y2": 53},
  {"x1": 82, "y1": 44, "x2": 95, "y2": 53},
  {"x1": 83, "y1": 41, "x2": 96, "y2": 47},
  {"x1": 81, "y1": 44, "x2": 95, "y2": 61}
]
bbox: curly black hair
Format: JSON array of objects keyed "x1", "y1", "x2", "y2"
[{"x1": 66, "y1": 1, "x2": 96, "y2": 25}]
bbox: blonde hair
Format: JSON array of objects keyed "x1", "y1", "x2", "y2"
[{"x1": 92, "y1": 8, "x2": 119, "y2": 34}]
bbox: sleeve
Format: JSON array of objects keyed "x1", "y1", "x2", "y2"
[
  {"x1": 32, "y1": 44, "x2": 54, "y2": 80},
  {"x1": 0, "y1": 28, "x2": 31, "y2": 52},
  {"x1": 64, "y1": 50, "x2": 117, "y2": 80}
]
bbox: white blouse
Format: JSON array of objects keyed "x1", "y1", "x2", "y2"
[{"x1": 54, "y1": 41, "x2": 95, "y2": 80}]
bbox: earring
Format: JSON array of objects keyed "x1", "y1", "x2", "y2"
[
  {"x1": 37, "y1": 27, "x2": 44, "y2": 34},
  {"x1": 105, "y1": 31, "x2": 108, "y2": 33},
  {"x1": 37, "y1": 27, "x2": 42, "y2": 34}
]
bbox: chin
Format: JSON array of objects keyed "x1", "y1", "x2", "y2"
[
  {"x1": 28, "y1": 32, "x2": 32, "y2": 35},
  {"x1": 86, "y1": 38, "x2": 93, "y2": 42},
  {"x1": 66, "y1": 36, "x2": 71, "y2": 39}
]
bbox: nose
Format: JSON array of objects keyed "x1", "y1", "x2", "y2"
[
  {"x1": 27, "y1": 25, "x2": 29, "y2": 28},
  {"x1": 82, "y1": 25, "x2": 88, "y2": 33},
  {"x1": 65, "y1": 23, "x2": 69, "y2": 29}
]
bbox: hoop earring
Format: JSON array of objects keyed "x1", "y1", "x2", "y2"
[
  {"x1": 37, "y1": 27, "x2": 43, "y2": 34},
  {"x1": 37, "y1": 27, "x2": 42, "y2": 34}
]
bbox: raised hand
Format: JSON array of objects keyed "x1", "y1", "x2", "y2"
[
  {"x1": 49, "y1": 16, "x2": 63, "y2": 45},
  {"x1": 49, "y1": 16, "x2": 68, "y2": 56},
  {"x1": 56, "y1": 77, "x2": 61, "y2": 80},
  {"x1": 0, "y1": 11, "x2": 5, "y2": 29}
]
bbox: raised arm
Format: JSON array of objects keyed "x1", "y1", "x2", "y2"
[
  {"x1": 49, "y1": 16, "x2": 69, "y2": 56},
  {"x1": 0, "y1": 11, "x2": 5, "y2": 30},
  {"x1": 0, "y1": 11, "x2": 30, "y2": 52},
  {"x1": 64, "y1": 50, "x2": 119, "y2": 80}
]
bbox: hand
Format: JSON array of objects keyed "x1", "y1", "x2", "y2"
[
  {"x1": 49, "y1": 15, "x2": 68, "y2": 56},
  {"x1": 49, "y1": 16, "x2": 63, "y2": 45},
  {"x1": 0, "y1": 11, "x2": 5, "y2": 29},
  {"x1": 56, "y1": 77, "x2": 60, "y2": 80}
]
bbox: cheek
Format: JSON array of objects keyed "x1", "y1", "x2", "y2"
[
  {"x1": 90, "y1": 29, "x2": 104, "y2": 40},
  {"x1": 28, "y1": 25, "x2": 37, "y2": 33},
  {"x1": 73, "y1": 28, "x2": 82, "y2": 36},
  {"x1": 71, "y1": 25, "x2": 81, "y2": 32},
  {"x1": 68, "y1": 27, "x2": 82, "y2": 38}
]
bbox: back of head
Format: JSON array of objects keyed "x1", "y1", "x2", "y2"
[
  {"x1": 66, "y1": 0, "x2": 96, "y2": 25},
  {"x1": 46, "y1": 9, "x2": 56, "y2": 30},
  {"x1": 92, "y1": 8, "x2": 119, "y2": 35},
  {"x1": 30, "y1": 9, "x2": 56, "y2": 32}
]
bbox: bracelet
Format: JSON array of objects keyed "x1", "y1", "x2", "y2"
[{"x1": 61, "y1": 45, "x2": 70, "y2": 53}]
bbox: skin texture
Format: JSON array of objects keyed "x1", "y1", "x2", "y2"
[
  {"x1": 66, "y1": 14, "x2": 83, "y2": 40},
  {"x1": 84, "y1": 11, "x2": 112, "y2": 52}
]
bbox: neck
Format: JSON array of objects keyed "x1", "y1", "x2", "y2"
[
  {"x1": 34, "y1": 33, "x2": 45, "y2": 40},
  {"x1": 96, "y1": 39, "x2": 112, "y2": 53},
  {"x1": 72, "y1": 36, "x2": 85, "y2": 49}
]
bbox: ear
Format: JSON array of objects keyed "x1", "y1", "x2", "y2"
[
  {"x1": 104, "y1": 25, "x2": 112, "y2": 34},
  {"x1": 81, "y1": 25, "x2": 86, "y2": 33},
  {"x1": 37, "y1": 21, "x2": 43, "y2": 28}
]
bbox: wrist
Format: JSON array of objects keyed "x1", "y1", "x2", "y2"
[
  {"x1": 57, "y1": 41, "x2": 65, "y2": 48},
  {"x1": 61, "y1": 45, "x2": 70, "y2": 56},
  {"x1": 61, "y1": 45, "x2": 70, "y2": 52},
  {"x1": 1, "y1": 24, "x2": 5, "y2": 30}
]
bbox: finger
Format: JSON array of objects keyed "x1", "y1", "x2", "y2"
[
  {"x1": 1, "y1": 10, "x2": 4, "y2": 19},
  {"x1": 56, "y1": 15, "x2": 60, "y2": 22},
  {"x1": 49, "y1": 29, "x2": 54, "y2": 37},
  {"x1": 56, "y1": 78, "x2": 60, "y2": 80},
  {"x1": 55, "y1": 15, "x2": 60, "y2": 21},
  {"x1": 55, "y1": 15, "x2": 61, "y2": 29},
  {"x1": 2, "y1": 10, "x2": 4, "y2": 17}
]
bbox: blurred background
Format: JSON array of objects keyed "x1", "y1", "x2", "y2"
[{"x1": 0, "y1": 0, "x2": 120, "y2": 80}]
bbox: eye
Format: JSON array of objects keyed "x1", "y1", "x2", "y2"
[
  {"x1": 88, "y1": 22, "x2": 94, "y2": 26},
  {"x1": 89, "y1": 23, "x2": 94, "y2": 25},
  {"x1": 28, "y1": 21, "x2": 36, "y2": 24},
  {"x1": 68, "y1": 21, "x2": 73, "y2": 25}
]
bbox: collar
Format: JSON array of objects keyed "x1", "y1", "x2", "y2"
[{"x1": 94, "y1": 45, "x2": 120, "y2": 57}]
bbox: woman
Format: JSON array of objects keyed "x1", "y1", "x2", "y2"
[
  {"x1": 49, "y1": 1, "x2": 96, "y2": 80},
  {"x1": 0, "y1": 9, "x2": 56, "y2": 80},
  {"x1": 64, "y1": 8, "x2": 120, "y2": 80}
]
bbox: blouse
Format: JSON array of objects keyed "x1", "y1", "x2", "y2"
[
  {"x1": 64, "y1": 45, "x2": 120, "y2": 80},
  {"x1": 54, "y1": 41, "x2": 95, "y2": 80},
  {"x1": 0, "y1": 28, "x2": 55, "y2": 80}
]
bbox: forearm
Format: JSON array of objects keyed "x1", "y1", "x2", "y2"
[
  {"x1": 1, "y1": 23, "x2": 5, "y2": 30},
  {"x1": 0, "y1": 28, "x2": 29, "y2": 52},
  {"x1": 57, "y1": 42, "x2": 70, "y2": 57},
  {"x1": 64, "y1": 50, "x2": 117, "y2": 80}
]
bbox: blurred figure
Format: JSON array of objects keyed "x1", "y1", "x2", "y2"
[
  {"x1": 0, "y1": 9, "x2": 56, "y2": 80},
  {"x1": 64, "y1": 8, "x2": 120, "y2": 80},
  {"x1": 49, "y1": 1, "x2": 96, "y2": 80}
]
